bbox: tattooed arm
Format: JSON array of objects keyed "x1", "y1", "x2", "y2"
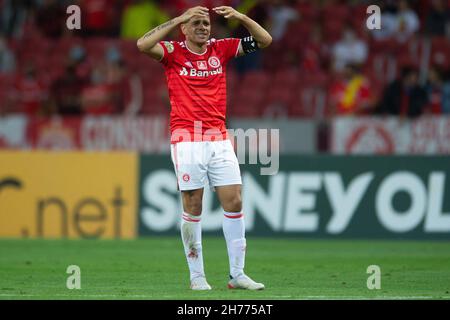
[{"x1": 137, "y1": 6, "x2": 209, "y2": 60}]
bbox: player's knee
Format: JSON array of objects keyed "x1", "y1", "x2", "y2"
[
  {"x1": 183, "y1": 191, "x2": 203, "y2": 215},
  {"x1": 223, "y1": 196, "x2": 242, "y2": 213},
  {"x1": 185, "y1": 202, "x2": 202, "y2": 215},
  {"x1": 184, "y1": 198, "x2": 202, "y2": 215}
]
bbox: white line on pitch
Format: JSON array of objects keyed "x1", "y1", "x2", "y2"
[{"x1": 0, "y1": 294, "x2": 441, "y2": 300}]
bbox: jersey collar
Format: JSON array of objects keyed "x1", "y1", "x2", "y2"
[{"x1": 184, "y1": 41, "x2": 208, "y2": 56}]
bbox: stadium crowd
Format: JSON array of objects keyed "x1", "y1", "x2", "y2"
[{"x1": 0, "y1": 0, "x2": 449, "y2": 118}]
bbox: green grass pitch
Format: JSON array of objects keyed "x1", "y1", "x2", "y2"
[{"x1": 0, "y1": 237, "x2": 449, "y2": 300}]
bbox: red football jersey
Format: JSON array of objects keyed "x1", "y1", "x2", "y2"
[{"x1": 158, "y1": 38, "x2": 241, "y2": 143}]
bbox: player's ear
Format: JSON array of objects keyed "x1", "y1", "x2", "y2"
[{"x1": 180, "y1": 23, "x2": 187, "y2": 36}]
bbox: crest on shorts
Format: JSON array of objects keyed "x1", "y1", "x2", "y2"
[
  {"x1": 182, "y1": 174, "x2": 190, "y2": 182},
  {"x1": 196, "y1": 61, "x2": 207, "y2": 70},
  {"x1": 163, "y1": 41, "x2": 174, "y2": 53},
  {"x1": 208, "y1": 56, "x2": 221, "y2": 68}
]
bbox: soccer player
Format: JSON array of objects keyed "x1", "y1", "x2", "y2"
[{"x1": 137, "y1": 6, "x2": 272, "y2": 290}]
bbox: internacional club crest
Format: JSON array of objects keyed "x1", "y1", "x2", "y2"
[{"x1": 208, "y1": 56, "x2": 221, "y2": 68}]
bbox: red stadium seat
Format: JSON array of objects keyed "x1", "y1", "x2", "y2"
[
  {"x1": 57, "y1": 36, "x2": 85, "y2": 54},
  {"x1": 365, "y1": 53, "x2": 398, "y2": 87},
  {"x1": 323, "y1": 19, "x2": 345, "y2": 44},
  {"x1": 228, "y1": 101, "x2": 261, "y2": 117},
  {"x1": 350, "y1": 4, "x2": 370, "y2": 27},
  {"x1": 228, "y1": 86, "x2": 264, "y2": 117},
  {"x1": 0, "y1": 74, "x2": 15, "y2": 112},
  {"x1": 266, "y1": 86, "x2": 295, "y2": 105},
  {"x1": 344, "y1": 3, "x2": 371, "y2": 40},
  {"x1": 366, "y1": 75, "x2": 385, "y2": 101},
  {"x1": 262, "y1": 85, "x2": 294, "y2": 117},
  {"x1": 240, "y1": 70, "x2": 270, "y2": 91},
  {"x1": 140, "y1": 66, "x2": 165, "y2": 83},
  {"x1": 120, "y1": 39, "x2": 138, "y2": 55},
  {"x1": 289, "y1": 85, "x2": 328, "y2": 118},
  {"x1": 226, "y1": 70, "x2": 238, "y2": 91},
  {"x1": 321, "y1": 3, "x2": 349, "y2": 22},
  {"x1": 430, "y1": 36, "x2": 450, "y2": 68},
  {"x1": 296, "y1": 1, "x2": 320, "y2": 22},
  {"x1": 226, "y1": 70, "x2": 239, "y2": 106},
  {"x1": 370, "y1": 38, "x2": 403, "y2": 55},
  {"x1": 298, "y1": 72, "x2": 328, "y2": 88},
  {"x1": 262, "y1": 43, "x2": 288, "y2": 71},
  {"x1": 84, "y1": 38, "x2": 110, "y2": 60},
  {"x1": 137, "y1": 59, "x2": 164, "y2": 81},
  {"x1": 396, "y1": 52, "x2": 418, "y2": 71},
  {"x1": 141, "y1": 83, "x2": 170, "y2": 115},
  {"x1": 140, "y1": 101, "x2": 169, "y2": 115},
  {"x1": 281, "y1": 21, "x2": 312, "y2": 50},
  {"x1": 272, "y1": 68, "x2": 300, "y2": 88}
]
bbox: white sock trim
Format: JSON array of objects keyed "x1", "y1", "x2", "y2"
[
  {"x1": 182, "y1": 212, "x2": 201, "y2": 222},
  {"x1": 223, "y1": 211, "x2": 243, "y2": 219}
]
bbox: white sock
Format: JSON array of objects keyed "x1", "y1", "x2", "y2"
[
  {"x1": 181, "y1": 212, "x2": 205, "y2": 281},
  {"x1": 222, "y1": 211, "x2": 246, "y2": 278}
]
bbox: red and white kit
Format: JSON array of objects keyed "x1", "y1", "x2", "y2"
[{"x1": 159, "y1": 38, "x2": 242, "y2": 190}]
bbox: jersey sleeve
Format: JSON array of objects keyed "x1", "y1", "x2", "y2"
[
  {"x1": 216, "y1": 38, "x2": 241, "y2": 63},
  {"x1": 158, "y1": 41, "x2": 176, "y2": 66}
]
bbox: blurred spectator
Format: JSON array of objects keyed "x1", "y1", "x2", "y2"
[
  {"x1": 425, "y1": 66, "x2": 450, "y2": 114},
  {"x1": 230, "y1": 0, "x2": 270, "y2": 31},
  {"x1": 121, "y1": 0, "x2": 169, "y2": 40},
  {"x1": 111, "y1": 63, "x2": 143, "y2": 116},
  {"x1": 80, "y1": 44, "x2": 142, "y2": 115},
  {"x1": 300, "y1": 24, "x2": 330, "y2": 73},
  {"x1": 81, "y1": 62, "x2": 117, "y2": 115},
  {"x1": 0, "y1": 35, "x2": 16, "y2": 74},
  {"x1": 377, "y1": 66, "x2": 428, "y2": 118},
  {"x1": 443, "y1": 73, "x2": 450, "y2": 114},
  {"x1": 69, "y1": 44, "x2": 86, "y2": 64},
  {"x1": 104, "y1": 45, "x2": 143, "y2": 115},
  {"x1": 332, "y1": 26, "x2": 368, "y2": 72},
  {"x1": 263, "y1": 102, "x2": 288, "y2": 118},
  {"x1": 370, "y1": 1, "x2": 397, "y2": 41},
  {"x1": 232, "y1": 0, "x2": 270, "y2": 74},
  {"x1": 0, "y1": 0, "x2": 34, "y2": 38},
  {"x1": 50, "y1": 63, "x2": 87, "y2": 115},
  {"x1": 35, "y1": 0, "x2": 64, "y2": 38},
  {"x1": 328, "y1": 64, "x2": 373, "y2": 115},
  {"x1": 425, "y1": 0, "x2": 450, "y2": 36},
  {"x1": 80, "y1": 0, "x2": 123, "y2": 37},
  {"x1": 392, "y1": 0, "x2": 420, "y2": 42},
  {"x1": 67, "y1": 44, "x2": 92, "y2": 80},
  {"x1": 370, "y1": 0, "x2": 420, "y2": 42},
  {"x1": 11, "y1": 63, "x2": 48, "y2": 115},
  {"x1": 268, "y1": 0, "x2": 299, "y2": 41},
  {"x1": 0, "y1": 0, "x2": 448, "y2": 121}
]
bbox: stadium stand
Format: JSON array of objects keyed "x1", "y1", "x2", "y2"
[{"x1": 0, "y1": 0, "x2": 449, "y2": 118}]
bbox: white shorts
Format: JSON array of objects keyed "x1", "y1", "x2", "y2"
[{"x1": 170, "y1": 140, "x2": 242, "y2": 191}]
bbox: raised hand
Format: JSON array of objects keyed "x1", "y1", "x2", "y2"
[
  {"x1": 178, "y1": 6, "x2": 210, "y2": 23},
  {"x1": 212, "y1": 6, "x2": 244, "y2": 20}
]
